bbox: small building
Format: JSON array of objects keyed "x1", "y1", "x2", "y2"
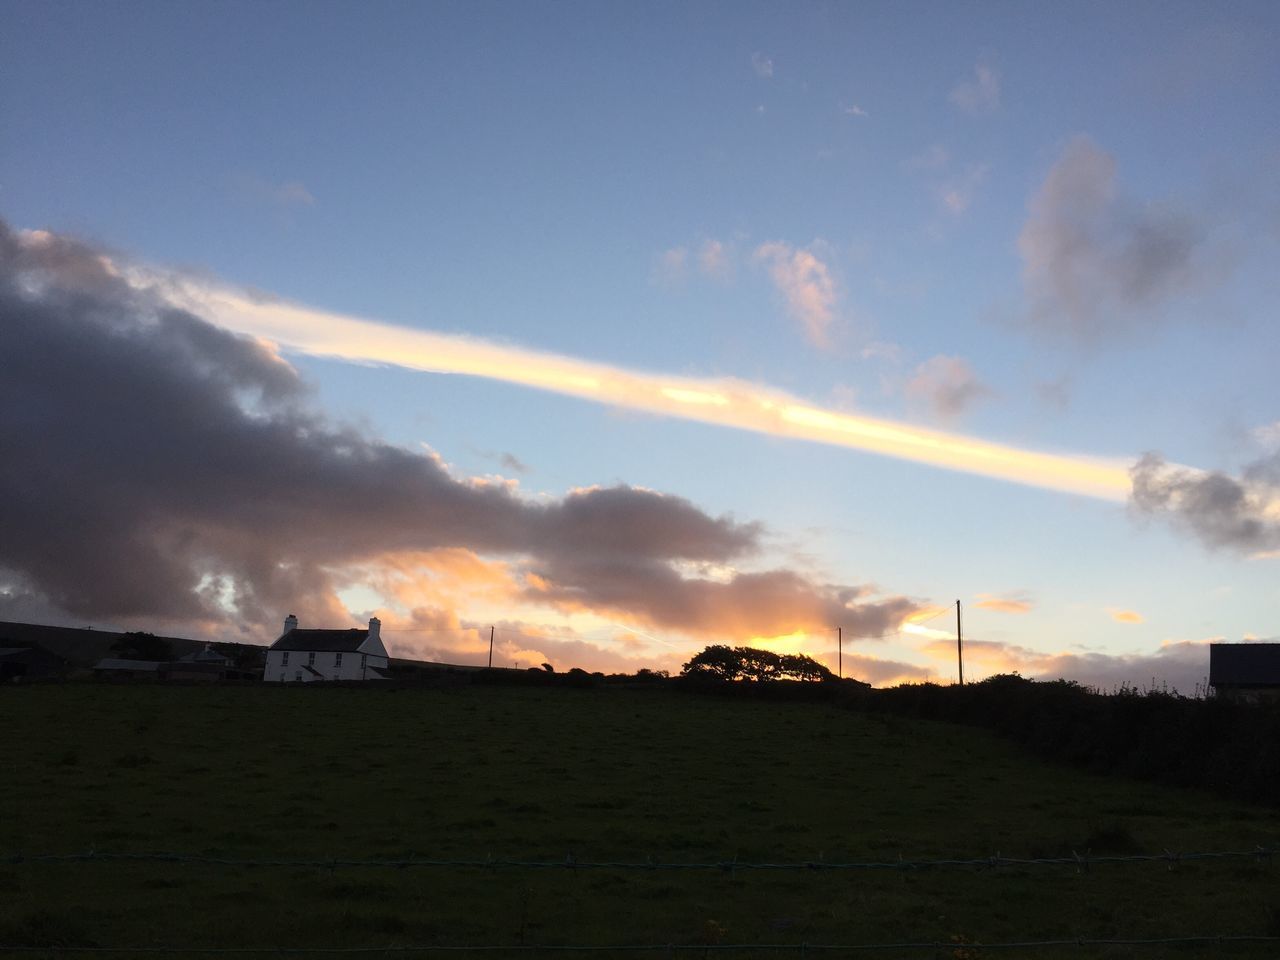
[
  {"x1": 93, "y1": 655, "x2": 234, "y2": 682},
  {"x1": 180, "y1": 643, "x2": 233, "y2": 667},
  {"x1": 1209, "y1": 643, "x2": 1280, "y2": 702},
  {"x1": 263, "y1": 614, "x2": 391, "y2": 682},
  {"x1": 93, "y1": 657, "x2": 166, "y2": 680},
  {"x1": 0, "y1": 642, "x2": 68, "y2": 681}
]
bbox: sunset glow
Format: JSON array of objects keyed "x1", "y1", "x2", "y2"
[
  {"x1": 150, "y1": 273, "x2": 1134, "y2": 502},
  {"x1": 7, "y1": 0, "x2": 1278, "y2": 692}
]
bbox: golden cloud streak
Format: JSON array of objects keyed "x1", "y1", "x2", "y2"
[
  {"x1": 1108, "y1": 608, "x2": 1145, "y2": 624},
  {"x1": 151, "y1": 275, "x2": 1133, "y2": 501}
]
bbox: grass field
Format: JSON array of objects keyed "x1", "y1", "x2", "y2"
[{"x1": 2, "y1": 682, "x2": 1279, "y2": 957}]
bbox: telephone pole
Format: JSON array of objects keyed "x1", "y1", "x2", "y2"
[
  {"x1": 838, "y1": 626, "x2": 843, "y2": 679},
  {"x1": 488, "y1": 625, "x2": 494, "y2": 669},
  {"x1": 956, "y1": 599, "x2": 964, "y2": 686}
]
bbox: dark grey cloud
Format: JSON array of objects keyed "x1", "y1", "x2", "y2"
[
  {"x1": 498, "y1": 452, "x2": 529, "y2": 474},
  {"x1": 904, "y1": 355, "x2": 992, "y2": 420},
  {"x1": 1130, "y1": 452, "x2": 1280, "y2": 553},
  {"x1": 0, "y1": 220, "x2": 917, "y2": 641},
  {"x1": 1017, "y1": 136, "x2": 1215, "y2": 341},
  {"x1": 525, "y1": 558, "x2": 917, "y2": 639}
]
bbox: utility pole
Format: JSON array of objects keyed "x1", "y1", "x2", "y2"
[
  {"x1": 956, "y1": 599, "x2": 964, "y2": 686},
  {"x1": 838, "y1": 626, "x2": 843, "y2": 680},
  {"x1": 488, "y1": 625, "x2": 494, "y2": 669}
]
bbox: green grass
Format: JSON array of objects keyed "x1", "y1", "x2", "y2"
[{"x1": 2, "y1": 683, "x2": 1279, "y2": 957}]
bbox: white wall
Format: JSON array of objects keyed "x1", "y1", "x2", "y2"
[{"x1": 263, "y1": 649, "x2": 389, "y2": 682}]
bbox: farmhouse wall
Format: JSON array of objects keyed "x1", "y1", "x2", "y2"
[{"x1": 264, "y1": 648, "x2": 389, "y2": 682}]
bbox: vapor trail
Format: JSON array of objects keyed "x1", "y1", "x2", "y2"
[{"x1": 151, "y1": 274, "x2": 1132, "y2": 501}]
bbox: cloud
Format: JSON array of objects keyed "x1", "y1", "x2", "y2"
[
  {"x1": 753, "y1": 241, "x2": 840, "y2": 348},
  {"x1": 653, "y1": 246, "x2": 688, "y2": 285},
  {"x1": 657, "y1": 239, "x2": 733, "y2": 284},
  {"x1": 1130, "y1": 452, "x2": 1280, "y2": 553},
  {"x1": 0, "y1": 219, "x2": 921, "y2": 649},
  {"x1": 974, "y1": 593, "x2": 1033, "y2": 614},
  {"x1": 50, "y1": 224, "x2": 1141, "y2": 500},
  {"x1": 526, "y1": 561, "x2": 919, "y2": 640},
  {"x1": 904, "y1": 355, "x2": 993, "y2": 419},
  {"x1": 859, "y1": 340, "x2": 902, "y2": 363},
  {"x1": 949, "y1": 62, "x2": 1000, "y2": 113},
  {"x1": 751, "y1": 52, "x2": 774, "y2": 79},
  {"x1": 499, "y1": 452, "x2": 530, "y2": 474},
  {"x1": 1017, "y1": 136, "x2": 1212, "y2": 341},
  {"x1": 843, "y1": 103, "x2": 868, "y2": 118},
  {"x1": 940, "y1": 163, "x2": 990, "y2": 215},
  {"x1": 1253, "y1": 421, "x2": 1280, "y2": 451},
  {"x1": 237, "y1": 175, "x2": 315, "y2": 209},
  {"x1": 698, "y1": 239, "x2": 732, "y2": 281},
  {"x1": 1108, "y1": 608, "x2": 1145, "y2": 624}
]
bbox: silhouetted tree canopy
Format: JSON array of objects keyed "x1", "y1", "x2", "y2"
[
  {"x1": 109, "y1": 631, "x2": 173, "y2": 661},
  {"x1": 681, "y1": 645, "x2": 836, "y2": 682}
]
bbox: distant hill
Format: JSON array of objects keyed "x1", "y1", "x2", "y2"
[{"x1": 0, "y1": 621, "x2": 262, "y2": 670}]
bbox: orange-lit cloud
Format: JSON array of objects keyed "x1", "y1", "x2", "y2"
[
  {"x1": 99, "y1": 266, "x2": 1144, "y2": 502},
  {"x1": 905, "y1": 355, "x2": 992, "y2": 419},
  {"x1": 975, "y1": 593, "x2": 1033, "y2": 614},
  {"x1": 1108, "y1": 608, "x2": 1145, "y2": 624},
  {"x1": 753, "y1": 241, "x2": 839, "y2": 348}
]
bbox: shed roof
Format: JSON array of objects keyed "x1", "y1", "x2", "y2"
[
  {"x1": 270, "y1": 629, "x2": 370, "y2": 653},
  {"x1": 1209, "y1": 643, "x2": 1280, "y2": 687},
  {"x1": 94, "y1": 658, "x2": 164, "y2": 671}
]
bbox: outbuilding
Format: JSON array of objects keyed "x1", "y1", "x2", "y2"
[{"x1": 1209, "y1": 643, "x2": 1280, "y2": 702}]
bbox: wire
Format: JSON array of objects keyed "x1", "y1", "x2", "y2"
[
  {"x1": 2, "y1": 935, "x2": 1280, "y2": 954},
  {"x1": 5, "y1": 847, "x2": 1273, "y2": 872}
]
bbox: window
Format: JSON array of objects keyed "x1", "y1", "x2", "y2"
[
  {"x1": 282, "y1": 652, "x2": 290, "y2": 666},
  {"x1": 308, "y1": 651, "x2": 316, "y2": 666},
  {"x1": 295, "y1": 671, "x2": 302, "y2": 681},
  {"x1": 335, "y1": 652, "x2": 343, "y2": 668}
]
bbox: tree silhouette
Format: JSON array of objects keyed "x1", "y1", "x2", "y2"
[
  {"x1": 681, "y1": 645, "x2": 836, "y2": 682},
  {"x1": 110, "y1": 632, "x2": 173, "y2": 662}
]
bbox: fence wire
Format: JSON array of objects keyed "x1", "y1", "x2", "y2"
[
  {"x1": 2, "y1": 936, "x2": 1280, "y2": 954},
  {"x1": 4, "y1": 846, "x2": 1275, "y2": 872}
]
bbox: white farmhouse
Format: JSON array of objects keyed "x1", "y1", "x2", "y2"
[{"x1": 264, "y1": 614, "x2": 391, "y2": 682}]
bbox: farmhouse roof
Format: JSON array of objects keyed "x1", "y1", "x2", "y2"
[
  {"x1": 1209, "y1": 643, "x2": 1280, "y2": 687},
  {"x1": 270, "y1": 628, "x2": 370, "y2": 653}
]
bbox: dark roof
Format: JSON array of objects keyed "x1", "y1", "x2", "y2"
[
  {"x1": 165, "y1": 661, "x2": 226, "y2": 675},
  {"x1": 94, "y1": 658, "x2": 164, "y2": 672},
  {"x1": 181, "y1": 645, "x2": 231, "y2": 664},
  {"x1": 270, "y1": 629, "x2": 369, "y2": 653},
  {"x1": 0, "y1": 643, "x2": 68, "y2": 678},
  {"x1": 1209, "y1": 643, "x2": 1280, "y2": 687}
]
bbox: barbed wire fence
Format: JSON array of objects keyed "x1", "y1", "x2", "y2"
[
  {"x1": 3, "y1": 936, "x2": 1280, "y2": 955},
  {"x1": 3, "y1": 845, "x2": 1277, "y2": 872}
]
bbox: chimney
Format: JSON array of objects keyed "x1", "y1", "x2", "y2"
[
  {"x1": 284, "y1": 614, "x2": 298, "y2": 635},
  {"x1": 368, "y1": 617, "x2": 381, "y2": 643}
]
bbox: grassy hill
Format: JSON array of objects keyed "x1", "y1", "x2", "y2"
[{"x1": 3, "y1": 683, "x2": 1279, "y2": 956}]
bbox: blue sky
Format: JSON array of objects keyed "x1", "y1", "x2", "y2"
[{"x1": 3, "y1": 1, "x2": 1278, "y2": 686}]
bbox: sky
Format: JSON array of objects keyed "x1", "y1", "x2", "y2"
[{"x1": 2, "y1": 0, "x2": 1279, "y2": 689}]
